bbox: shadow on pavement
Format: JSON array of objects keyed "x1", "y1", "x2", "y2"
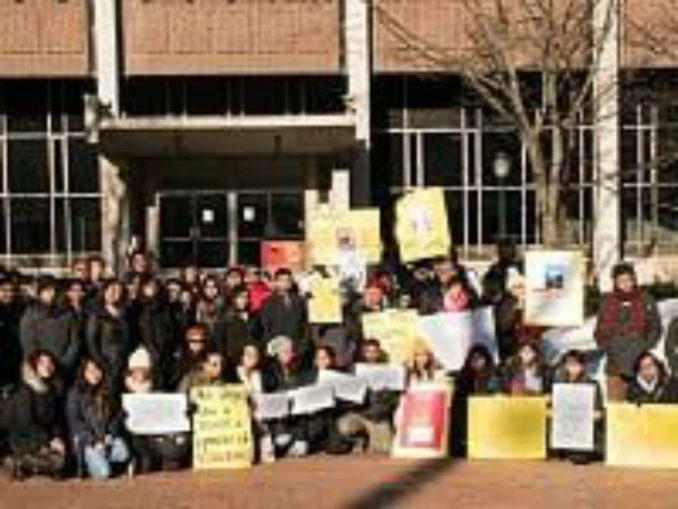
[{"x1": 344, "y1": 459, "x2": 457, "y2": 509}]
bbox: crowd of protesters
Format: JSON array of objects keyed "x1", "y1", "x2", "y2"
[{"x1": 0, "y1": 241, "x2": 675, "y2": 480}]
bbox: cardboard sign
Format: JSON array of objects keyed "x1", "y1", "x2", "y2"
[
  {"x1": 524, "y1": 250, "x2": 585, "y2": 327},
  {"x1": 191, "y1": 385, "x2": 254, "y2": 470},
  {"x1": 550, "y1": 384, "x2": 596, "y2": 451},
  {"x1": 355, "y1": 363, "x2": 407, "y2": 392},
  {"x1": 395, "y1": 188, "x2": 451, "y2": 263},
  {"x1": 307, "y1": 274, "x2": 342, "y2": 324},
  {"x1": 361, "y1": 309, "x2": 421, "y2": 365},
  {"x1": 289, "y1": 384, "x2": 335, "y2": 415},
  {"x1": 122, "y1": 393, "x2": 191, "y2": 435},
  {"x1": 307, "y1": 208, "x2": 382, "y2": 266},
  {"x1": 418, "y1": 307, "x2": 499, "y2": 372},
  {"x1": 317, "y1": 369, "x2": 368, "y2": 404},
  {"x1": 468, "y1": 396, "x2": 547, "y2": 460},
  {"x1": 392, "y1": 383, "x2": 452, "y2": 459},
  {"x1": 607, "y1": 403, "x2": 678, "y2": 469},
  {"x1": 261, "y1": 241, "x2": 305, "y2": 275}
]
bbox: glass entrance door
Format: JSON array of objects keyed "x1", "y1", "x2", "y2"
[
  {"x1": 159, "y1": 192, "x2": 229, "y2": 268},
  {"x1": 158, "y1": 190, "x2": 304, "y2": 269}
]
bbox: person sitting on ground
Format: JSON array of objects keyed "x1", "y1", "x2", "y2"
[
  {"x1": 336, "y1": 339, "x2": 401, "y2": 455},
  {"x1": 594, "y1": 262, "x2": 662, "y2": 401},
  {"x1": 123, "y1": 347, "x2": 191, "y2": 474},
  {"x1": 626, "y1": 351, "x2": 678, "y2": 405},
  {"x1": 502, "y1": 342, "x2": 549, "y2": 396},
  {"x1": 178, "y1": 349, "x2": 230, "y2": 394},
  {"x1": 171, "y1": 325, "x2": 209, "y2": 390},
  {"x1": 66, "y1": 358, "x2": 130, "y2": 479},
  {"x1": 5, "y1": 350, "x2": 66, "y2": 480},
  {"x1": 405, "y1": 341, "x2": 447, "y2": 386}
]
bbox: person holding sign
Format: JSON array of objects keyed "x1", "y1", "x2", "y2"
[
  {"x1": 626, "y1": 352, "x2": 678, "y2": 405},
  {"x1": 67, "y1": 358, "x2": 131, "y2": 479},
  {"x1": 336, "y1": 340, "x2": 401, "y2": 454},
  {"x1": 550, "y1": 350, "x2": 603, "y2": 464},
  {"x1": 418, "y1": 253, "x2": 479, "y2": 316},
  {"x1": 595, "y1": 263, "x2": 662, "y2": 401},
  {"x1": 502, "y1": 342, "x2": 549, "y2": 396}
]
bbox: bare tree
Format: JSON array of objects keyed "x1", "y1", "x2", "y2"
[{"x1": 374, "y1": 0, "x2": 617, "y2": 247}]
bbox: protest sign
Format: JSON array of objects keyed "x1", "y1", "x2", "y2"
[
  {"x1": 191, "y1": 385, "x2": 254, "y2": 470},
  {"x1": 306, "y1": 207, "x2": 381, "y2": 266},
  {"x1": 550, "y1": 384, "x2": 596, "y2": 451},
  {"x1": 122, "y1": 393, "x2": 190, "y2": 435},
  {"x1": 289, "y1": 384, "x2": 335, "y2": 415},
  {"x1": 395, "y1": 188, "x2": 451, "y2": 263},
  {"x1": 317, "y1": 370, "x2": 368, "y2": 404},
  {"x1": 524, "y1": 250, "x2": 585, "y2": 327},
  {"x1": 361, "y1": 309, "x2": 421, "y2": 365},
  {"x1": 355, "y1": 363, "x2": 406, "y2": 392},
  {"x1": 418, "y1": 307, "x2": 499, "y2": 372},
  {"x1": 607, "y1": 403, "x2": 678, "y2": 469},
  {"x1": 253, "y1": 393, "x2": 290, "y2": 421},
  {"x1": 261, "y1": 241, "x2": 305, "y2": 275},
  {"x1": 468, "y1": 396, "x2": 547, "y2": 460},
  {"x1": 392, "y1": 382, "x2": 452, "y2": 459},
  {"x1": 307, "y1": 274, "x2": 342, "y2": 324}
]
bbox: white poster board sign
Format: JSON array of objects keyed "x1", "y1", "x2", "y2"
[
  {"x1": 289, "y1": 385, "x2": 335, "y2": 415},
  {"x1": 550, "y1": 383, "x2": 596, "y2": 451},
  {"x1": 253, "y1": 393, "x2": 291, "y2": 421},
  {"x1": 122, "y1": 393, "x2": 191, "y2": 435},
  {"x1": 355, "y1": 364, "x2": 406, "y2": 392},
  {"x1": 318, "y1": 369, "x2": 368, "y2": 404}
]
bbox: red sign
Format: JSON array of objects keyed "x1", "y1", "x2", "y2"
[{"x1": 261, "y1": 241, "x2": 306, "y2": 275}]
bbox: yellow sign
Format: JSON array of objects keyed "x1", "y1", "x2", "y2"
[
  {"x1": 468, "y1": 396, "x2": 547, "y2": 460},
  {"x1": 307, "y1": 208, "x2": 381, "y2": 266},
  {"x1": 395, "y1": 188, "x2": 451, "y2": 263},
  {"x1": 607, "y1": 403, "x2": 678, "y2": 469},
  {"x1": 191, "y1": 385, "x2": 253, "y2": 470},
  {"x1": 308, "y1": 275, "x2": 342, "y2": 324},
  {"x1": 361, "y1": 309, "x2": 420, "y2": 365}
]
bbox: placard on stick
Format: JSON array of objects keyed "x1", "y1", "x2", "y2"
[
  {"x1": 361, "y1": 309, "x2": 420, "y2": 365},
  {"x1": 191, "y1": 385, "x2": 254, "y2": 470},
  {"x1": 468, "y1": 396, "x2": 547, "y2": 460},
  {"x1": 395, "y1": 188, "x2": 451, "y2": 263}
]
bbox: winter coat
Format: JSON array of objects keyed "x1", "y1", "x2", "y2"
[
  {"x1": 259, "y1": 292, "x2": 309, "y2": 351},
  {"x1": 627, "y1": 376, "x2": 678, "y2": 405},
  {"x1": 0, "y1": 304, "x2": 23, "y2": 388},
  {"x1": 138, "y1": 301, "x2": 175, "y2": 388},
  {"x1": 663, "y1": 317, "x2": 678, "y2": 376},
  {"x1": 20, "y1": 302, "x2": 81, "y2": 373},
  {"x1": 212, "y1": 311, "x2": 257, "y2": 365},
  {"x1": 595, "y1": 290, "x2": 662, "y2": 377},
  {"x1": 66, "y1": 382, "x2": 121, "y2": 447},
  {"x1": 86, "y1": 307, "x2": 132, "y2": 393},
  {"x1": 7, "y1": 363, "x2": 64, "y2": 455}
]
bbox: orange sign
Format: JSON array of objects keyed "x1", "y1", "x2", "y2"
[{"x1": 261, "y1": 241, "x2": 305, "y2": 274}]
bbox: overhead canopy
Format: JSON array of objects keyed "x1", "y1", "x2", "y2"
[{"x1": 97, "y1": 114, "x2": 358, "y2": 157}]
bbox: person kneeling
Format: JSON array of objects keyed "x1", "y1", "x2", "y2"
[{"x1": 67, "y1": 358, "x2": 131, "y2": 479}]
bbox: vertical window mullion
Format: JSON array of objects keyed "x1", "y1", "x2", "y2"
[
  {"x1": 635, "y1": 105, "x2": 644, "y2": 249},
  {"x1": 461, "y1": 107, "x2": 470, "y2": 259},
  {"x1": 475, "y1": 108, "x2": 483, "y2": 256}
]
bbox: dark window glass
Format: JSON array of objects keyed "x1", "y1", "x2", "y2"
[
  {"x1": 0, "y1": 200, "x2": 7, "y2": 254},
  {"x1": 54, "y1": 140, "x2": 64, "y2": 192},
  {"x1": 10, "y1": 198, "x2": 50, "y2": 254},
  {"x1": 482, "y1": 131, "x2": 522, "y2": 186},
  {"x1": 237, "y1": 241, "x2": 261, "y2": 267},
  {"x1": 424, "y1": 133, "x2": 463, "y2": 186},
  {"x1": 8, "y1": 139, "x2": 49, "y2": 193},
  {"x1": 195, "y1": 194, "x2": 228, "y2": 239},
  {"x1": 196, "y1": 240, "x2": 229, "y2": 268},
  {"x1": 161, "y1": 241, "x2": 194, "y2": 268},
  {"x1": 186, "y1": 78, "x2": 227, "y2": 115},
  {"x1": 372, "y1": 133, "x2": 404, "y2": 188},
  {"x1": 161, "y1": 196, "x2": 194, "y2": 239},
  {"x1": 238, "y1": 194, "x2": 268, "y2": 239},
  {"x1": 55, "y1": 198, "x2": 67, "y2": 253},
  {"x1": 68, "y1": 138, "x2": 99, "y2": 193},
  {"x1": 270, "y1": 193, "x2": 303, "y2": 237},
  {"x1": 70, "y1": 198, "x2": 101, "y2": 252},
  {"x1": 7, "y1": 81, "x2": 47, "y2": 133}
]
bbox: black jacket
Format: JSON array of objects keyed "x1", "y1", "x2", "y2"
[
  {"x1": 212, "y1": 310, "x2": 257, "y2": 365},
  {"x1": 66, "y1": 381, "x2": 121, "y2": 447},
  {"x1": 20, "y1": 302, "x2": 81, "y2": 373},
  {"x1": 138, "y1": 300, "x2": 175, "y2": 388},
  {"x1": 86, "y1": 307, "x2": 132, "y2": 392},
  {"x1": 627, "y1": 376, "x2": 678, "y2": 405},
  {"x1": 7, "y1": 364, "x2": 64, "y2": 455},
  {"x1": 259, "y1": 292, "x2": 309, "y2": 350},
  {"x1": 0, "y1": 303, "x2": 22, "y2": 388}
]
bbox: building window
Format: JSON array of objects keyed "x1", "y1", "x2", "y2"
[{"x1": 0, "y1": 80, "x2": 100, "y2": 266}]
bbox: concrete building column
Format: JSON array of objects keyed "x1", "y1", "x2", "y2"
[
  {"x1": 93, "y1": 0, "x2": 120, "y2": 116},
  {"x1": 100, "y1": 157, "x2": 128, "y2": 274},
  {"x1": 593, "y1": 0, "x2": 621, "y2": 292},
  {"x1": 345, "y1": 0, "x2": 372, "y2": 207}
]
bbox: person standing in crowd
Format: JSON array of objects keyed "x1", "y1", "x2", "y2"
[
  {"x1": 245, "y1": 267, "x2": 271, "y2": 314},
  {"x1": 5, "y1": 351, "x2": 66, "y2": 480},
  {"x1": 259, "y1": 269, "x2": 309, "y2": 361},
  {"x1": 86, "y1": 280, "x2": 132, "y2": 396},
  {"x1": 626, "y1": 351, "x2": 678, "y2": 404},
  {"x1": 442, "y1": 276, "x2": 471, "y2": 313},
  {"x1": 482, "y1": 240, "x2": 522, "y2": 303},
  {"x1": 125, "y1": 251, "x2": 153, "y2": 283},
  {"x1": 595, "y1": 263, "x2": 662, "y2": 401},
  {"x1": 213, "y1": 284, "x2": 257, "y2": 366},
  {"x1": 21, "y1": 276, "x2": 80, "y2": 380},
  {"x1": 180, "y1": 264, "x2": 202, "y2": 297},
  {"x1": 171, "y1": 325, "x2": 209, "y2": 390},
  {"x1": 418, "y1": 250, "x2": 478, "y2": 315},
  {"x1": 503, "y1": 342, "x2": 548, "y2": 396},
  {"x1": 66, "y1": 358, "x2": 130, "y2": 479},
  {"x1": 137, "y1": 278, "x2": 175, "y2": 389},
  {"x1": 196, "y1": 275, "x2": 223, "y2": 339},
  {"x1": 124, "y1": 347, "x2": 190, "y2": 473},
  {"x1": 0, "y1": 277, "x2": 23, "y2": 389},
  {"x1": 223, "y1": 267, "x2": 245, "y2": 301},
  {"x1": 336, "y1": 339, "x2": 400, "y2": 454}
]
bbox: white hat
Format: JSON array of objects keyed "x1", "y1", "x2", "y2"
[
  {"x1": 128, "y1": 347, "x2": 152, "y2": 370},
  {"x1": 267, "y1": 336, "x2": 293, "y2": 357}
]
